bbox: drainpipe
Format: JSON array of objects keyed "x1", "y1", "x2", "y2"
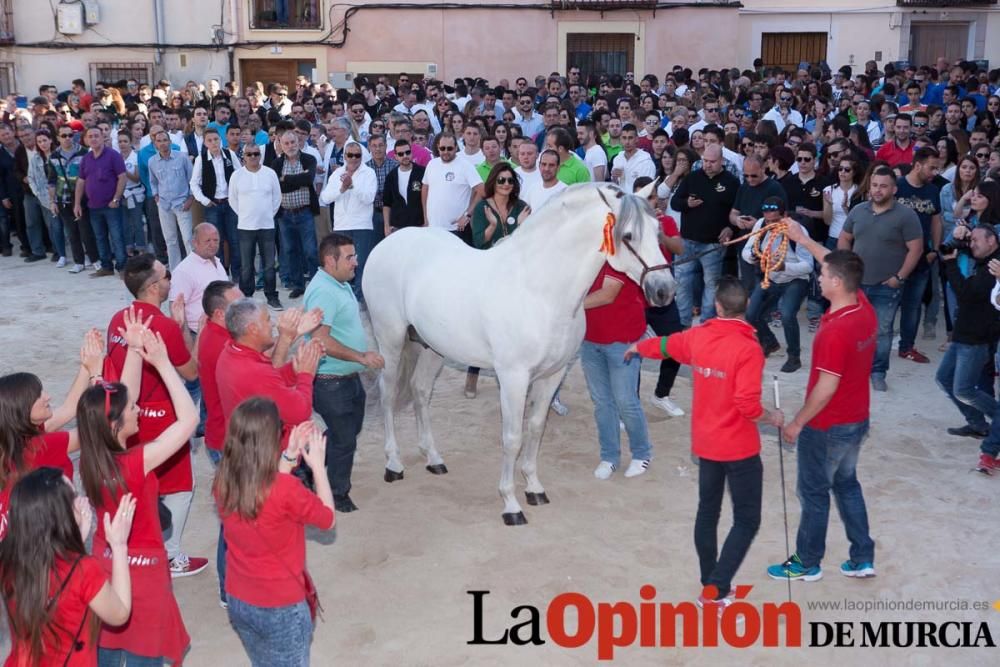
[
  {"x1": 152, "y1": 0, "x2": 165, "y2": 66},
  {"x1": 228, "y1": 0, "x2": 239, "y2": 85}
]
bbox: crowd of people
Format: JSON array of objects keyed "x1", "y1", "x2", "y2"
[{"x1": 2, "y1": 54, "x2": 1000, "y2": 663}]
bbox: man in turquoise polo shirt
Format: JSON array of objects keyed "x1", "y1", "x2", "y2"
[{"x1": 304, "y1": 233, "x2": 385, "y2": 512}]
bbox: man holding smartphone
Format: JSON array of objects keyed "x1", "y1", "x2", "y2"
[{"x1": 728, "y1": 156, "x2": 787, "y2": 295}]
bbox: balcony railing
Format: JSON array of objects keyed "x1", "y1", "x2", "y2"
[
  {"x1": 250, "y1": 0, "x2": 321, "y2": 30},
  {"x1": 0, "y1": 0, "x2": 13, "y2": 44},
  {"x1": 897, "y1": 0, "x2": 996, "y2": 6}
]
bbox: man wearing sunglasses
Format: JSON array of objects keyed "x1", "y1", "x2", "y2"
[
  {"x1": 228, "y1": 143, "x2": 283, "y2": 309},
  {"x1": 421, "y1": 133, "x2": 483, "y2": 242},
  {"x1": 382, "y1": 138, "x2": 425, "y2": 235},
  {"x1": 320, "y1": 141, "x2": 376, "y2": 304},
  {"x1": 762, "y1": 90, "x2": 803, "y2": 134}
]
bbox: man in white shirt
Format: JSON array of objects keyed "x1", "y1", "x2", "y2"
[
  {"x1": 421, "y1": 134, "x2": 484, "y2": 241},
  {"x1": 762, "y1": 90, "x2": 804, "y2": 133},
  {"x1": 525, "y1": 150, "x2": 567, "y2": 211},
  {"x1": 611, "y1": 124, "x2": 656, "y2": 193},
  {"x1": 320, "y1": 145, "x2": 377, "y2": 303},
  {"x1": 190, "y1": 128, "x2": 242, "y2": 280},
  {"x1": 577, "y1": 119, "x2": 607, "y2": 182},
  {"x1": 168, "y1": 222, "x2": 229, "y2": 332},
  {"x1": 227, "y1": 144, "x2": 283, "y2": 309},
  {"x1": 515, "y1": 141, "x2": 542, "y2": 194},
  {"x1": 459, "y1": 125, "x2": 485, "y2": 165}
]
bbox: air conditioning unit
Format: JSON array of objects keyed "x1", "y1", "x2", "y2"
[
  {"x1": 57, "y1": 3, "x2": 85, "y2": 34},
  {"x1": 328, "y1": 72, "x2": 354, "y2": 89}
]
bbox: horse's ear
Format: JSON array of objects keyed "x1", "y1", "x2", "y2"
[{"x1": 636, "y1": 180, "x2": 656, "y2": 201}]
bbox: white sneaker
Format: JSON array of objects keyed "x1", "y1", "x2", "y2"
[
  {"x1": 624, "y1": 459, "x2": 650, "y2": 478},
  {"x1": 56, "y1": 256, "x2": 66, "y2": 268},
  {"x1": 550, "y1": 397, "x2": 569, "y2": 416},
  {"x1": 594, "y1": 461, "x2": 617, "y2": 480},
  {"x1": 68, "y1": 263, "x2": 84, "y2": 274},
  {"x1": 651, "y1": 395, "x2": 685, "y2": 417}
]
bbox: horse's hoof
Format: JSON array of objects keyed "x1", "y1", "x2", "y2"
[
  {"x1": 502, "y1": 511, "x2": 528, "y2": 526},
  {"x1": 525, "y1": 491, "x2": 550, "y2": 506},
  {"x1": 384, "y1": 468, "x2": 404, "y2": 483},
  {"x1": 425, "y1": 464, "x2": 448, "y2": 475}
]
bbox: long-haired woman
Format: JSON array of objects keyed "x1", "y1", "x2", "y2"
[
  {"x1": 0, "y1": 329, "x2": 104, "y2": 538},
  {"x1": 822, "y1": 155, "x2": 861, "y2": 248},
  {"x1": 215, "y1": 400, "x2": 334, "y2": 667},
  {"x1": 0, "y1": 468, "x2": 135, "y2": 666},
  {"x1": 78, "y1": 314, "x2": 197, "y2": 666}
]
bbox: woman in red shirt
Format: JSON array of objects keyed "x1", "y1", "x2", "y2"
[
  {"x1": 0, "y1": 466, "x2": 135, "y2": 667},
  {"x1": 77, "y1": 313, "x2": 197, "y2": 667},
  {"x1": 215, "y1": 398, "x2": 335, "y2": 667},
  {"x1": 0, "y1": 329, "x2": 105, "y2": 540}
]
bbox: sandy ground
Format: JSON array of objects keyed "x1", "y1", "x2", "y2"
[{"x1": 2, "y1": 257, "x2": 999, "y2": 667}]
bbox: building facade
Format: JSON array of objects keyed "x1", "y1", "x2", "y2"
[{"x1": 0, "y1": 0, "x2": 996, "y2": 96}]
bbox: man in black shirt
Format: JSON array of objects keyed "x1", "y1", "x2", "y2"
[
  {"x1": 382, "y1": 139, "x2": 425, "y2": 234},
  {"x1": 670, "y1": 144, "x2": 740, "y2": 327},
  {"x1": 786, "y1": 143, "x2": 829, "y2": 327}
]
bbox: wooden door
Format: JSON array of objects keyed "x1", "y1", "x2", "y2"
[
  {"x1": 761, "y1": 32, "x2": 828, "y2": 73},
  {"x1": 909, "y1": 23, "x2": 968, "y2": 68},
  {"x1": 240, "y1": 59, "x2": 299, "y2": 90}
]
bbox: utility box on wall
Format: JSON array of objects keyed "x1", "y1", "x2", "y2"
[
  {"x1": 57, "y1": 3, "x2": 85, "y2": 35},
  {"x1": 82, "y1": 0, "x2": 101, "y2": 25}
]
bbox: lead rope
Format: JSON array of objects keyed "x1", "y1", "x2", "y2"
[{"x1": 671, "y1": 220, "x2": 792, "y2": 289}]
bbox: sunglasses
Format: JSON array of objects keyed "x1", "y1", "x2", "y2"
[
  {"x1": 976, "y1": 152, "x2": 989, "y2": 159},
  {"x1": 761, "y1": 203, "x2": 782, "y2": 211},
  {"x1": 838, "y1": 166, "x2": 854, "y2": 173},
  {"x1": 438, "y1": 146, "x2": 456, "y2": 152},
  {"x1": 495, "y1": 176, "x2": 515, "y2": 185},
  {"x1": 59, "y1": 133, "x2": 73, "y2": 138},
  {"x1": 796, "y1": 156, "x2": 813, "y2": 162},
  {"x1": 704, "y1": 107, "x2": 719, "y2": 113},
  {"x1": 345, "y1": 153, "x2": 362, "y2": 158},
  {"x1": 244, "y1": 151, "x2": 261, "y2": 156},
  {"x1": 827, "y1": 150, "x2": 843, "y2": 159},
  {"x1": 371, "y1": 124, "x2": 384, "y2": 129},
  {"x1": 395, "y1": 149, "x2": 411, "y2": 157},
  {"x1": 780, "y1": 97, "x2": 792, "y2": 102},
  {"x1": 741, "y1": 142, "x2": 752, "y2": 148},
  {"x1": 913, "y1": 121, "x2": 928, "y2": 127},
  {"x1": 484, "y1": 114, "x2": 495, "y2": 119}
]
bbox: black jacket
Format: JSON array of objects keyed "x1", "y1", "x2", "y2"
[
  {"x1": 670, "y1": 168, "x2": 740, "y2": 244},
  {"x1": 382, "y1": 164, "x2": 425, "y2": 229},
  {"x1": 272, "y1": 152, "x2": 320, "y2": 215},
  {"x1": 945, "y1": 249, "x2": 1000, "y2": 345},
  {"x1": 0, "y1": 144, "x2": 22, "y2": 201}
]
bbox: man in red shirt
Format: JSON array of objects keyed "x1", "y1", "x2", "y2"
[
  {"x1": 626, "y1": 277, "x2": 783, "y2": 609},
  {"x1": 766, "y1": 224, "x2": 878, "y2": 581},
  {"x1": 874, "y1": 114, "x2": 914, "y2": 167},
  {"x1": 105, "y1": 253, "x2": 206, "y2": 577},
  {"x1": 216, "y1": 299, "x2": 322, "y2": 434}
]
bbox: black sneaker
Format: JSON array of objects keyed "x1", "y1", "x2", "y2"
[
  {"x1": 334, "y1": 494, "x2": 358, "y2": 513},
  {"x1": 24, "y1": 254, "x2": 46, "y2": 263},
  {"x1": 780, "y1": 356, "x2": 802, "y2": 373},
  {"x1": 266, "y1": 296, "x2": 284, "y2": 310},
  {"x1": 288, "y1": 288, "x2": 305, "y2": 299},
  {"x1": 762, "y1": 341, "x2": 781, "y2": 358},
  {"x1": 947, "y1": 425, "x2": 989, "y2": 439}
]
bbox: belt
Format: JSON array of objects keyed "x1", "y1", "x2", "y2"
[
  {"x1": 316, "y1": 372, "x2": 359, "y2": 380},
  {"x1": 282, "y1": 205, "x2": 310, "y2": 213},
  {"x1": 212, "y1": 197, "x2": 229, "y2": 205}
]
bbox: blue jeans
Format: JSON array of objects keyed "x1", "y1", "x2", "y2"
[
  {"x1": 795, "y1": 420, "x2": 874, "y2": 569},
  {"x1": 206, "y1": 447, "x2": 227, "y2": 601},
  {"x1": 579, "y1": 340, "x2": 652, "y2": 466},
  {"x1": 278, "y1": 208, "x2": 317, "y2": 290},
  {"x1": 23, "y1": 193, "x2": 47, "y2": 257},
  {"x1": 861, "y1": 283, "x2": 902, "y2": 379},
  {"x1": 228, "y1": 596, "x2": 312, "y2": 667},
  {"x1": 746, "y1": 278, "x2": 809, "y2": 357},
  {"x1": 674, "y1": 240, "x2": 723, "y2": 327},
  {"x1": 204, "y1": 201, "x2": 240, "y2": 279},
  {"x1": 120, "y1": 203, "x2": 145, "y2": 251},
  {"x1": 339, "y1": 227, "x2": 375, "y2": 303},
  {"x1": 312, "y1": 375, "x2": 366, "y2": 497},
  {"x1": 97, "y1": 649, "x2": 164, "y2": 667},
  {"x1": 89, "y1": 206, "x2": 127, "y2": 271},
  {"x1": 44, "y1": 207, "x2": 65, "y2": 258},
  {"x1": 935, "y1": 342, "x2": 996, "y2": 431},
  {"x1": 898, "y1": 266, "x2": 931, "y2": 353}
]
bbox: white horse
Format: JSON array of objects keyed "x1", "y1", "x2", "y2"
[{"x1": 362, "y1": 181, "x2": 676, "y2": 525}]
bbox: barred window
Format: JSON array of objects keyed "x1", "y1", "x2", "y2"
[
  {"x1": 89, "y1": 62, "x2": 155, "y2": 89},
  {"x1": 250, "y1": 0, "x2": 321, "y2": 29}
]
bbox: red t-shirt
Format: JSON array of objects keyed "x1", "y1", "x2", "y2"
[
  {"x1": 3, "y1": 556, "x2": 107, "y2": 667},
  {"x1": 584, "y1": 264, "x2": 647, "y2": 345},
  {"x1": 807, "y1": 293, "x2": 877, "y2": 430},
  {"x1": 93, "y1": 446, "x2": 164, "y2": 551},
  {"x1": 0, "y1": 431, "x2": 73, "y2": 541},
  {"x1": 638, "y1": 318, "x2": 765, "y2": 461},
  {"x1": 219, "y1": 473, "x2": 334, "y2": 607},
  {"x1": 198, "y1": 321, "x2": 232, "y2": 450},
  {"x1": 874, "y1": 140, "x2": 914, "y2": 168},
  {"x1": 659, "y1": 214, "x2": 679, "y2": 262}
]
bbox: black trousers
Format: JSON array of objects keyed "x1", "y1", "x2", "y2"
[
  {"x1": 694, "y1": 454, "x2": 762, "y2": 597},
  {"x1": 313, "y1": 375, "x2": 366, "y2": 498},
  {"x1": 57, "y1": 203, "x2": 99, "y2": 265},
  {"x1": 644, "y1": 303, "x2": 683, "y2": 398}
]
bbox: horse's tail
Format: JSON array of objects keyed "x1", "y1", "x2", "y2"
[{"x1": 392, "y1": 338, "x2": 422, "y2": 412}]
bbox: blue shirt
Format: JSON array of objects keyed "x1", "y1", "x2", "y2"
[
  {"x1": 148, "y1": 150, "x2": 193, "y2": 210},
  {"x1": 207, "y1": 122, "x2": 230, "y2": 147},
  {"x1": 304, "y1": 269, "x2": 367, "y2": 376},
  {"x1": 138, "y1": 141, "x2": 181, "y2": 193}
]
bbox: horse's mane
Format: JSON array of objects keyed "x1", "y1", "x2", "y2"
[{"x1": 513, "y1": 182, "x2": 649, "y2": 245}]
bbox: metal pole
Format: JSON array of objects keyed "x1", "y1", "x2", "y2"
[{"x1": 773, "y1": 375, "x2": 792, "y2": 603}]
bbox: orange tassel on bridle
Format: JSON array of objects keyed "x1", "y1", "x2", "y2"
[{"x1": 600, "y1": 213, "x2": 616, "y2": 255}]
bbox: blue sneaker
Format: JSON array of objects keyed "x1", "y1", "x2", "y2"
[
  {"x1": 767, "y1": 554, "x2": 823, "y2": 581},
  {"x1": 840, "y1": 560, "x2": 875, "y2": 578}
]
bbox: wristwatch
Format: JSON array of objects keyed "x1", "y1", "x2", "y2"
[{"x1": 893, "y1": 273, "x2": 906, "y2": 283}]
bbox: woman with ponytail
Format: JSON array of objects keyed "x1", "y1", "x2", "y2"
[
  {"x1": 77, "y1": 308, "x2": 197, "y2": 667},
  {"x1": 0, "y1": 467, "x2": 135, "y2": 666}
]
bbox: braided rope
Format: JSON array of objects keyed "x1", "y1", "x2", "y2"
[{"x1": 727, "y1": 221, "x2": 791, "y2": 290}]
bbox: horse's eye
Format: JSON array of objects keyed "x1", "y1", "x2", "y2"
[{"x1": 623, "y1": 232, "x2": 633, "y2": 242}]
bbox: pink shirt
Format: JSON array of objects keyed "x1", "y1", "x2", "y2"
[{"x1": 168, "y1": 252, "x2": 229, "y2": 332}]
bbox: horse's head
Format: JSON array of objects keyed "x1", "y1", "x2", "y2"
[{"x1": 597, "y1": 182, "x2": 676, "y2": 306}]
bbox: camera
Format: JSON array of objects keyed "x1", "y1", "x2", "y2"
[{"x1": 939, "y1": 239, "x2": 969, "y2": 255}]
